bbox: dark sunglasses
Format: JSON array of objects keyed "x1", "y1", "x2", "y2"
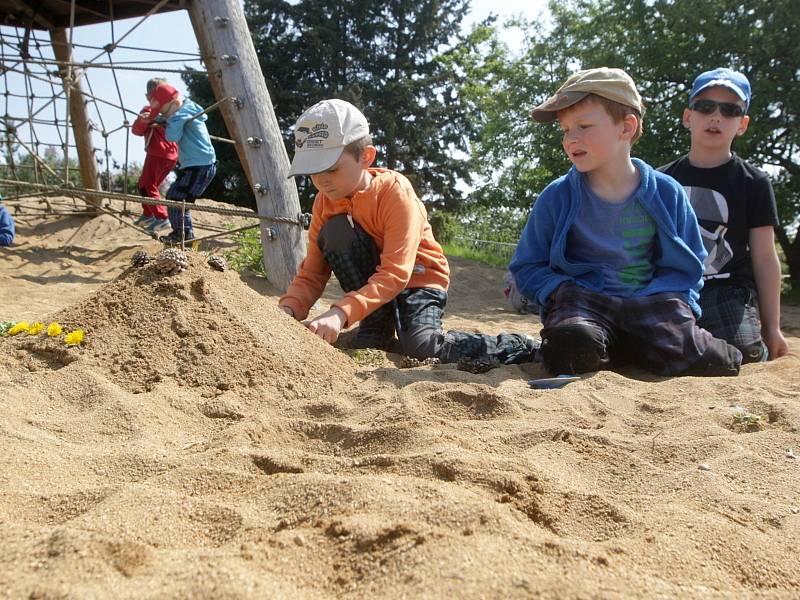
[{"x1": 689, "y1": 99, "x2": 746, "y2": 118}]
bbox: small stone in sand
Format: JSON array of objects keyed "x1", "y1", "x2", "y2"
[{"x1": 698, "y1": 463, "x2": 711, "y2": 471}]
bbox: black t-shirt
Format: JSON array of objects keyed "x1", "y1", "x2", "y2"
[{"x1": 658, "y1": 154, "x2": 778, "y2": 289}]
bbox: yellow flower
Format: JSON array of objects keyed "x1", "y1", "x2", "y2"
[
  {"x1": 47, "y1": 322, "x2": 63, "y2": 337},
  {"x1": 27, "y1": 322, "x2": 45, "y2": 336},
  {"x1": 64, "y1": 329, "x2": 85, "y2": 346},
  {"x1": 8, "y1": 322, "x2": 30, "y2": 336}
]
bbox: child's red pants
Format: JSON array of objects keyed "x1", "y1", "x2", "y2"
[{"x1": 138, "y1": 154, "x2": 176, "y2": 219}]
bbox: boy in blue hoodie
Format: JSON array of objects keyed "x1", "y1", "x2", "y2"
[
  {"x1": 148, "y1": 83, "x2": 216, "y2": 244},
  {"x1": 509, "y1": 68, "x2": 741, "y2": 377},
  {"x1": 0, "y1": 197, "x2": 15, "y2": 246}
]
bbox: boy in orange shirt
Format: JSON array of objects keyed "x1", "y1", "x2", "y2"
[{"x1": 279, "y1": 99, "x2": 537, "y2": 364}]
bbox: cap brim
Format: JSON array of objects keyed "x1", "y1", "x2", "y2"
[
  {"x1": 287, "y1": 146, "x2": 344, "y2": 178},
  {"x1": 691, "y1": 80, "x2": 748, "y2": 103},
  {"x1": 531, "y1": 91, "x2": 589, "y2": 123}
]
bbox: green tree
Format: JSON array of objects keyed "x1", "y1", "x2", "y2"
[
  {"x1": 466, "y1": 0, "x2": 800, "y2": 285},
  {"x1": 184, "y1": 0, "x2": 474, "y2": 211},
  {"x1": 457, "y1": 20, "x2": 572, "y2": 212},
  {"x1": 0, "y1": 144, "x2": 82, "y2": 194}
]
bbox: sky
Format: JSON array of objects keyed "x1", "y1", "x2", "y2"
[{"x1": 0, "y1": 0, "x2": 549, "y2": 174}]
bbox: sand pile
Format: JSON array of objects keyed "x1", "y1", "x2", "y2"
[
  {"x1": 0, "y1": 200, "x2": 253, "y2": 323},
  {"x1": 2, "y1": 250, "x2": 353, "y2": 399},
  {"x1": 1, "y1": 213, "x2": 800, "y2": 598}
]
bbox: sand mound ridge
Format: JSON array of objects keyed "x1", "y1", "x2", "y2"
[{"x1": 2, "y1": 251, "x2": 354, "y2": 398}]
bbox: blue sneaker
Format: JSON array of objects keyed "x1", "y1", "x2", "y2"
[
  {"x1": 147, "y1": 218, "x2": 171, "y2": 233},
  {"x1": 135, "y1": 216, "x2": 155, "y2": 229}
]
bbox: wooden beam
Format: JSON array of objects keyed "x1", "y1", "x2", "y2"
[
  {"x1": 7, "y1": 0, "x2": 55, "y2": 30},
  {"x1": 187, "y1": 0, "x2": 305, "y2": 293},
  {"x1": 49, "y1": 27, "x2": 102, "y2": 207}
]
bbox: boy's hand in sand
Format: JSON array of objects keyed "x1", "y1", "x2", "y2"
[
  {"x1": 304, "y1": 307, "x2": 347, "y2": 343},
  {"x1": 279, "y1": 305, "x2": 295, "y2": 318},
  {"x1": 763, "y1": 327, "x2": 788, "y2": 360}
]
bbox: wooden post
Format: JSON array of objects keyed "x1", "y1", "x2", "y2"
[
  {"x1": 50, "y1": 28, "x2": 101, "y2": 207},
  {"x1": 187, "y1": 0, "x2": 306, "y2": 293}
]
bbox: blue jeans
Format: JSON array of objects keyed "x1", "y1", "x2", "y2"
[{"x1": 165, "y1": 163, "x2": 217, "y2": 238}]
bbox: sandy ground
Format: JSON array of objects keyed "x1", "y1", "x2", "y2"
[{"x1": 1, "y1": 199, "x2": 799, "y2": 599}]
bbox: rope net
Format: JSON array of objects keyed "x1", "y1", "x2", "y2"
[{"x1": 0, "y1": 7, "x2": 308, "y2": 235}]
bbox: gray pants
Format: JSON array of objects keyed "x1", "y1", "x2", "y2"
[
  {"x1": 698, "y1": 284, "x2": 767, "y2": 363},
  {"x1": 317, "y1": 215, "x2": 534, "y2": 364}
]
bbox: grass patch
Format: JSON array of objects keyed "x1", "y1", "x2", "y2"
[
  {"x1": 349, "y1": 348, "x2": 386, "y2": 367},
  {"x1": 442, "y1": 243, "x2": 511, "y2": 269},
  {"x1": 224, "y1": 227, "x2": 266, "y2": 275}
]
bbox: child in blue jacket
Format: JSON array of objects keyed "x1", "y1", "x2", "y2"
[
  {"x1": 148, "y1": 83, "x2": 216, "y2": 244},
  {"x1": 509, "y1": 68, "x2": 741, "y2": 377},
  {"x1": 0, "y1": 199, "x2": 15, "y2": 246}
]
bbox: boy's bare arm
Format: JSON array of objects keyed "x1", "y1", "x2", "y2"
[{"x1": 750, "y1": 225, "x2": 788, "y2": 359}]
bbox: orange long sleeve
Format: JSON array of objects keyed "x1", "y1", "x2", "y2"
[{"x1": 279, "y1": 169, "x2": 449, "y2": 325}]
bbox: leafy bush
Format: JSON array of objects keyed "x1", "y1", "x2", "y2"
[
  {"x1": 224, "y1": 227, "x2": 266, "y2": 275},
  {"x1": 428, "y1": 210, "x2": 459, "y2": 244}
]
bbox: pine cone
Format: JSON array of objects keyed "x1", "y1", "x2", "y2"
[
  {"x1": 207, "y1": 254, "x2": 228, "y2": 272},
  {"x1": 131, "y1": 250, "x2": 152, "y2": 268},
  {"x1": 400, "y1": 356, "x2": 440, "y2": 369},
  {"x1": 155, "y1": 248, "x2": 189, "y2": 275}
]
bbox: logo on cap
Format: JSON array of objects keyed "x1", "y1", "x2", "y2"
[{"x1": 295, "y1": 123, "x2": 330, "y2": 148}]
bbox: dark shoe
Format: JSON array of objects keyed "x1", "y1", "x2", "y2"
[
  {"x1": 159, "y1": 231, "x2": 194, "y2": 245},
  {"x1": 525, "y1": 335, "x2": 542, "y2": 362},
  {"x1": 457, "y1": 356, "x2": 501, "y2": 374}
]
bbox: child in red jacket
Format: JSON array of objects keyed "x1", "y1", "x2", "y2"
[{"x1": 131, "y1": 78, "x2": 179, "y2": 232}]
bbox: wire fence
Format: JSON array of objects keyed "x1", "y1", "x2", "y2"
[{"x1": 448, "y1": 235, "x2": 517, "y2": 267}]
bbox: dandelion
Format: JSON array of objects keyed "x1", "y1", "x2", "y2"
[
  {"x1": 27, "y1": 322, "x2": 45, "y2": 336},
  {"x1": 46, "y1": 322, "x2": 63, "y2": 337},
  {"x1": 8, "y1": 322, "x2": 30, "y2": 336},
  {"x1": 64, "y1": 329, "x2": 85, "y2": 346}
]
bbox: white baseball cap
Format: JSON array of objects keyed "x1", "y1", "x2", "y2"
[{"x1": 287, "y1": 99, "x2": 370, "y2": 177}]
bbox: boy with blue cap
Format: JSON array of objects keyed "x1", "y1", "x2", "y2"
[{"x1": 660, "y1": 68, "x2": 788, "y2": 362}]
